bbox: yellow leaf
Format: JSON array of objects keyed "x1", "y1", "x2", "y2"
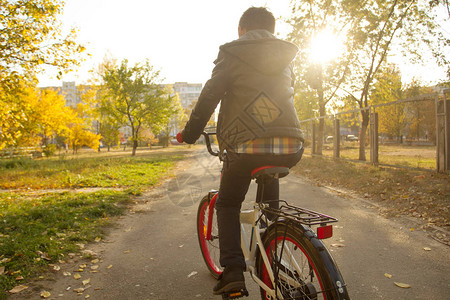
[
  {"x1": 82, "y1": 278, "x2": 91, "y2": 286},
  {"x1": 74, "y1": 273, "x2": 81, "y2": 280},
  {"x1": 384, "y1": 273, "x2": 392, "y2": 279},
  {"x1": 9, "y1": 285, "x2": 28, "y2": 294},
  {"x1": 106, "y1": 265, "x2": 113, "y2": 269},
  {"x1": 90, "y1": 265, "x2": 99, "y2": 270},
  {"x1": 91, "y1": 259, "x2": 99, "y2": 264},
  {"x1": 40, "y1": 291, "x2": 51, "y2": 298},
  {"x1": 423, "y1": 247, "x2": 431, "y2": 251},
  {"x1": 394, "y1": 282, "x2": 411, "y2": 288}
]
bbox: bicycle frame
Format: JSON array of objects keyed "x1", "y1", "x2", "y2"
[{"x1": 206, "y1": 191, "x2": 286, "y2": 299}]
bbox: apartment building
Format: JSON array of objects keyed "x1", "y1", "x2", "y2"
[{"x1": 171, "y1": 82, "x2": 202, "y2": 108}]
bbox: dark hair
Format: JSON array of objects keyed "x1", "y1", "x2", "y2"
[{"x1": 239, "y1": 7, "x2": 275, "y2": 34}]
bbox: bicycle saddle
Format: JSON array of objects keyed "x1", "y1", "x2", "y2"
[{"x1": 251, "y1": 166, "x2": 290, "y2": 180}]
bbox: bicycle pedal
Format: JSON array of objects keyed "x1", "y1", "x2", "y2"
[{"x1": 221, "y1": 289, "x2": 249, "y2": 299}]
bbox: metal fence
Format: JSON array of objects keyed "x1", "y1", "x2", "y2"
[{"x1": 298, "y1": 89, "x2": 450, "y2": 173}]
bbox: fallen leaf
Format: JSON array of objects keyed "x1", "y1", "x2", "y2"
[
  {"x1": 53, "y1": 265, "x2": 61, "y2": 271},
  {"x1": 90, "y1": 265, "x2": 99, "y2": 270},
  {"x1": 423, "y1": 247, "x2": 431, "y2": 251},
  {"x1": 394, "y1": 282, "x2": 411, "y2": 288},
  {"x1": 0, "y1": 266, "x2": 4, "y2": 275},
  {"x1": 76, "y1": 243, "x2": 85, "y2": 249},
  {"x1": 74, "y1": 273, "x2": 81, "y2": 280},
  {"x1": 15, "y1": 276, "x2": 24, "y2": 281},
  {"x1": 82, "y1": 278, "x2": 91, "y2": 286},
  {"x1": 37, "y1": 251, "x2": 51, "y2": 261},
  {"x1": 73, "y1": 287, "x2": 85, "y2": 293},
  {"x1": 63, "y1": 272, "x2": 71, "y2": 276},
  {"x1": 125, "y1": 227, "x2": 132, "y2": 232},
  {"x1": 9, "y1": 285, "x2": 28, "y2": 294},
  {"x1": 123, "y1": 250, "x2": 130, "y2": 254},
  {"x1": 79, "y1": 264, "x2": 87, "y2": 269},
  {"x1": 85, "y1": 295, "x2": 90, "y2": 299},
  {"x1": 384, "y1": 273, "x2": 393, "y2": 279},
  {"x1": 94, "y1": 237, "x2": 101, "y2": 242},
  {"x1": 106, "y1": 265, "x2": 113, "y2": 269},
  {"x1": 187, "y1": 271, "x2": 198, "y2": 278},
  {"x1": 331, "y1": 243, "x2": 345, "y2": 248},
  {"x1": 179, "y1": 244, "x2": 184, "y2": 248},
  {"x1": 40, "y1": 291, "x2": 51, "y2": 298},
  {"x1": 91, "y1": 259, "x2": 99, "y2": 264},
  {"x1": 82, "y1": 250, "x2": 97, "y2": 256}
]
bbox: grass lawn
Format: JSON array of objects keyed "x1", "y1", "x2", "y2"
[
  {"x1": 0, "y1": 146, "x2": 191, "y2": 298},
  {"x1": 317, "y1": 143, "x2": 436, "y2": 170}
]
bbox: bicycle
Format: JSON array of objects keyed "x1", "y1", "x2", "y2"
[{"x1": 197, "y1": 132, "x2": 350, "y2": 300}]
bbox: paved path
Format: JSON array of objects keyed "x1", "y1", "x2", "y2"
[{"x1": 11, "y1": 149, "x2": 450, "y2": 299}]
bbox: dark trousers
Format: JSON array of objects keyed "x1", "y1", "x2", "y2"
[{"x1": 216, "y1": 149, "x2": 303, "y2": 268}]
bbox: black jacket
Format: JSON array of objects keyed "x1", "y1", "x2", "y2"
[{"x1": 181, "y1": 29, "x2": 303, "y2": 151}]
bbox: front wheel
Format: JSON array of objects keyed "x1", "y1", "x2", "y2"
[
  {"x1": 197, "y1": 193, "x2": 222, "y2": 279},
  {"x1": 257, "y1": 221, "x2": 349, "y2": 300}
]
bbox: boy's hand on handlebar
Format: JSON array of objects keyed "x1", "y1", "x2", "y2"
[{"x1": 176, "y1": 132, "x2": 183, "y2": 144}]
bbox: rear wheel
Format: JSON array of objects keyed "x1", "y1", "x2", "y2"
[
  {"x1": 257, "y1": 221, "x2": 348, "y2": 300},
  {"x1": 197, "y1": 194, "x2": 222, "y2": 279}
]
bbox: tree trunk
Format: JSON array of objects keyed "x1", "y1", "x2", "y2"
[
  {"x1": 132, "y1": 140, "x2": 138, "y2": 156},
  {"x1": 359, "y1": 110, "x2": 370, "y2": 161},
  {"x1": 316, "y1": 78, "x2": 325, "y2": 155}
]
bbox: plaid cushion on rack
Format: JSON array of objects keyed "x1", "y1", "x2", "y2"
[{"x1": 234, "y1": 137, "x2": 303, "y2": 154}]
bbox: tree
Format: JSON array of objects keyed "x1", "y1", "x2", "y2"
[
  {"x1": 370, "y1": 64, "x2": 406, "y2": 141},
  {"x1": 337, "y1": 0, "x2": 448, "y2": 160},
  {"x1": 66, "y1": 121, "x2": 101, "y2": 154},
  {"x1": 403, "y1": 80, "x2": 436, "y2": 142},
  {"x1": 101, "y1": 59, "x2": 179, "y2": 156},
  {"x1": 0, "y1": 82, "x2": 75, "y2": 149},
  {"x1": 0, "y1": 0, "x2": 85, "y2": 91},
  {"x1": 288, "y1": 0, "x2": 350, "y2": 154}
]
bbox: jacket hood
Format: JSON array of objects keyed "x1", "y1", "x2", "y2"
[{"x1": 220, "y1": 29, "x2": 298, "y2": 75}]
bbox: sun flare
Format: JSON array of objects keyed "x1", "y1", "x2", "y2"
[{"x1": 309, "y1": 29, "x2": 344, "y2": 64}]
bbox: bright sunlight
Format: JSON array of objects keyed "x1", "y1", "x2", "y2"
[{"x1": 309, "y1": 29, "x2": 344, "y2": 64}]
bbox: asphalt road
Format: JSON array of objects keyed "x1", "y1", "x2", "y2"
[{"x1": 11, "y1": 149, "x2": 450, "y2": 300}]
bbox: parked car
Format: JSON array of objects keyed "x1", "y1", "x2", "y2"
[
  {"x1": 346, "y1": 135, "x2": 358, "y2": 141},
  {"x1": 325, "y1": 136, "x2": 334, "y2": 143}
]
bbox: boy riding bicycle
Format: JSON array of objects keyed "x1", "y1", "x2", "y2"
[{"x1": 177, "y1": 6, "x2": 304, "y2": 296}]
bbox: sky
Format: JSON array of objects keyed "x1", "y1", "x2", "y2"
[
  {"x1": 37, "y1": 0, "x2": 448, "y2": 87},
  {"x1": 38, "y1": 0, "x2": 293, "y2": 87}
]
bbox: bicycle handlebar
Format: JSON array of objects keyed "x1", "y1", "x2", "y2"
[{"x1": 201, "y1": 132, "x2": 219, "y2": 157}]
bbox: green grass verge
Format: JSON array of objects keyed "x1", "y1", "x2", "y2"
[
  {"x1": 0, "y1": 151, "x2": 185, "y2": 298},
  {"x1": 0, "y1": 154, "x2": 182, "y2": 189},
  {"x1": 0, "y1": 190, "x2": 130, "y2": 296}
]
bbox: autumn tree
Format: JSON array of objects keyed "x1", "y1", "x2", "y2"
[
  {"x1": 339, "y1": 0, "x2": 449, "y2": 160},
  {"x1": 370, "y1": 64, "x2": 406, "y2": 141},
  {"x1": 403, "y1": 81, "x2": 436, "y2": 142},
  {"x1": 0, "y1": 0, "x2": 85, "y2": 92},
  {"x1": 0, "y1": 83, "x2": 70, "y2": 148},
  {"x1": 101, "y1": 59, "x2": 180, "y2": 156},
  {"x1": 288, "y1": 0, "x2": 350, "y2": 154}
]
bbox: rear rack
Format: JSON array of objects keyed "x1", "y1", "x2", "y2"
[{"x1": 260, "y1": 200, "x2": 338, "y2": 226}]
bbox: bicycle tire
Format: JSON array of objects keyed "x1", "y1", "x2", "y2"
[
  {"x1": 256, "y1": 221, "x2": 349, "y2": 300},
  {"x1": 197, "y1": 193, "x2": 222, "y2": 279}
]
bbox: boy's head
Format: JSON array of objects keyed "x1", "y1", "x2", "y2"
[{"x1": 238, "y1": 7, "x2": 275, "y2": 36}]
